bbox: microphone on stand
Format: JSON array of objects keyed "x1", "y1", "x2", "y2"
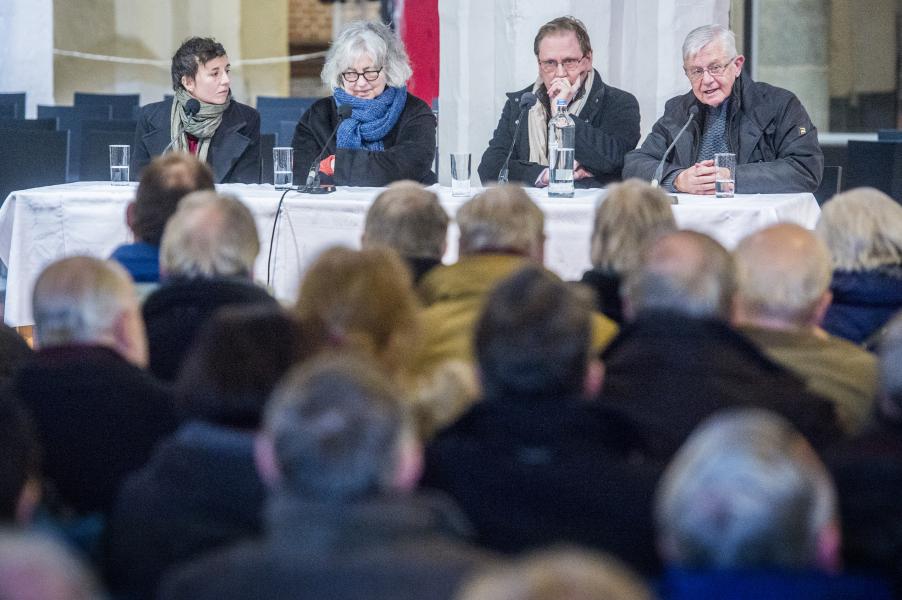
[
  {"x1": 497, "y1": 92, "x2": 538, "y2": 184},
  {"x1": 651, "y1": 105, "x2": 699, "y2": 192},
  {"x1": 162, "y1": 98, "x2": 202, "y2": 155},
  {"x1": 300, "y1": 104, "x2": 354, "y2": 194}
]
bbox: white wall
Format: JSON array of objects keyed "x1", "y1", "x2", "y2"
[{"x1": 0, "y1": 0, "x2": 54, "y2": 117}]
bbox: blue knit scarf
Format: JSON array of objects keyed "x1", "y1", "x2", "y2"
[{"x1": 334, "y1": 86, "x2": 407, "y2": 151}]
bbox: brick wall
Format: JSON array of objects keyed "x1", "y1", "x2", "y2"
[{"x1": 289, "y1": 0, "x2": 332, "y2": 46}]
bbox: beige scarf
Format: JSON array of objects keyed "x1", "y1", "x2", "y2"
[
  {"x1": 169, "y1": 88, "x2": 231, "y2": 164},
  {"x1": 527, "y1": 69, "x2": 594, "y2": 166}
]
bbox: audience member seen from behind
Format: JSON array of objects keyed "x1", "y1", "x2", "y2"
[
  {"x1": 623, "y1": 24, "x2": 823, "y2": 193},
  {"x1": 815, "y1": 187, "x2": 902, "y2": 346},
  {"x1": 732, "y1": 223, "x2": 878, "y2": 434},
  {"x1": 110, "y1": 152, "x2": 215, "y2": 287},
  {"x1": 142, "y1": 191, "x2": 277, "y2": 381},
  {"x1": 159, "y1": 354, "x2": 493, "y2": 600},
  {"x1": 105, "y1": 305, "x2": 316, "y2": 599},
  {"x1": 0, "y1": 323, "x2": 33, "y2": 389},
  {"x1": 0, "y1": 531, "x2": 103, "y2": 600},
  {"x1": 580, "y1": 178, "x2": 676, "y2": 323},
  {"x1": 477, "y1": 16, "x2": 640, "y2": 188},
  {"x1": 599, "y1": 230, "x2": 841, "y2": 458},
  {"x1": 0, "y1": 394, "x2": 41, "y2": 527},
  {"x1": 132, "y1": 37, "x2": 261, "y2": 183},
  {"x1": 291, "y1": 20, "x2": 436, "y2": 187},
  {"x1": 362, "y1": 181, "x2": 449, "y2": 284},
  {"x1": 423, "y1": 266, "x2": 663, "y2": 574},
  {"x1": 13, "y1": 257, "x2": 175, "y2": 516},
  {"x1": 456, "y1": 547, "x2": 654, "y2": 600},
  {"x1": 655, "y1": 409, "x2": 891, "y2": 599}
]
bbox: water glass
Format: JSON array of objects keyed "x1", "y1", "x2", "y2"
[
  {"x1": 714, "y1": 152, "x2": 736, "y2": 198},
  {"x1": 450, "y1": 152, "x2": 471, "y2": 196},
  {"x1": 273, "y1": 147, "x2": 294, "y2": 190},
  {"x1": 109, "y1": 145, "x2": 130, "y2": 185}
]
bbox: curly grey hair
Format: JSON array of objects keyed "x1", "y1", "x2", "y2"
[
  {"x1": 321, "y1": 20, "x2": 413, "y2": 91},
  {"x1": 682, "y1": 24, "x2": 738, "y2": 62}
]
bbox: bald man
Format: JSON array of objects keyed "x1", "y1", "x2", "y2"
[{"x1": 733, "y1": 223, "x2": 878, "y2": 434}]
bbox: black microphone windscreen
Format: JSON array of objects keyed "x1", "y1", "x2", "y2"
[
  {"x1": 519, "y1": 92, "x2": 538, "y2": 110},
  {"x1": 337, "y1": 104, "x2": 353, "y2": 119},
  {"x1": 688, "y1": 105, "x2": 699, "y2": 116},
  {"x1": 185, "y1": 99, "x2": 201, "y2": 117}
]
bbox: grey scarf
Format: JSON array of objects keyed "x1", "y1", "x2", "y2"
[{"x1": 169, "y1": 88, "x2": 231, "y2": 163}]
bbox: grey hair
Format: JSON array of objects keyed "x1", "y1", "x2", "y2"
[
  {"x1": 655, "y1": 408, "x2": 837, "y2": 570},
  {"x1": 734, "y1": 223, "x2": 833, "y2": 326},
  {"x1": 682, "y1": 24, "x2": 738, "y2": 62},
  {"x1": 160, "y1": 191, "x2": 260, "y2": 279},
  {"x1": 456, "y1": 185, "x2": 545, "y2": 259},
  {"x1": 32, "y1": 256, "x2": 137, "y2": 348},
  {"x1": 815, "y1": 187, "x2": 902, "y2": 272},
  {"x1": 622, "y1": 230, "x2": 735, "y2": 321},
  {"x1": 363, "y1": 181, "x2": 449, "y2": 259},
  {"x1": 590, "y1": 179, "x2": 677, "y2": 274},
  {"x1": 0, "y1": 530, "x2": 103, "y2": 600},
  {"x1": 321, "y1": 20, "x2": 413, "y2": 90}
]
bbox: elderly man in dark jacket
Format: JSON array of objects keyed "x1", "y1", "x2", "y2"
[
  {"x1": 478, "y1": 16, "x2": 640, "y2": 188},
  {"x1": 623, "y1": 24, "x2": 823, "y2": 194}
]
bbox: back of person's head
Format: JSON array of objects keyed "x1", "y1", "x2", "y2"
[
  {"x1": 0, "y1": 395, "x2": 40, "y2": 525},
  {"x1": 131, "y1": 152, "x2": 215, "y2": 246},
  {"x1": 457, "y1": 547, "x2": 653, "y2": 600},
  {"x1": 363, "y1": 181, "x2": 449, "y2": 260},
  {"x1": 879, "y1": 312, "x2": 902, "y2": 419},
  {"x1": 160, "y1": 191, "x2": 260, "y2": 279},
  {"x1": 294, "y1": 246, "x2": 419, "y2": 375},
  {"x1": 262, "y1": 354, "x2": 405, "y2": 501},
  {"x1": 456, "y1": 185, "x2": 545, "y2": 260},
  {"x1": 0, "y1": 531, "x2": 102, "y2": 600},
  {"x1": 733, "y1": 223, "x2": 833, "y2": 328},
  {"x1": 816, "y1": 187, "x2": 902, "y2": 272},
  {"x1": 32, "y1": 256, "x2": 147, "y2": 365},
  {"x1": 590, "y1": 179, "x2": 677, "y2": 275},
  {"x1": 475, "y1": 266, "x2": 594, "y2": 400},
  {"x1": 622, "y1": 230, "x2": 734, "y2": 321},
  {"x1": 175, "y1": 305, "x2": 321, "y2": 430},
  {"x1": 655, "y1": 409, "x2": 838, "y2": 571}
]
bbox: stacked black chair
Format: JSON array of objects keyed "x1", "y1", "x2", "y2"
[
  {"x1": 0, "y1": 129, "x2": 69, "y2": 203},
  {"x1": 0, "y1": 105, "x2": 13, "y2": 119},
  {"x1": 0, "y1": 93, "x2": 26, "y2": 119},
  {"x1": 813, "y1": 166, "x2": 842, "y2": 206},
  {"x1": 256, "y1": 96, "x2": 316, "y2": 144},
  {"x1": 278, "y1": 120, "x2": 296, "y2": 147},
  {"x1": 80, "y1": 120, "x2": 137, "y2": 182},
  {"x1": 37, "y1": 104, "x2": 113, "y2": 181},
  {"x1": 845, "y1": 140, "x2": 902, "y2": 204},
  {"x1": 0, "y1": 118, "x2": 56, "y2": 131},
  {"x1": 260, "y1": 133, "x2": 276, "y2": 185},
  {"x1": 74, "y1": 92, "x2": 140, "y2": 120}
]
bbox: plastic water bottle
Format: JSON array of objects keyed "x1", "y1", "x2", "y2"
[{"x1": 548, "y1": 97, "x2": 575, "y2": 198}]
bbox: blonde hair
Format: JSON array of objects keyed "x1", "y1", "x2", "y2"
[
  {"x1": 590, "y1": 179, "x2": 677, "y2": 274},
  {"x1": 816, "y1": 187, "x2": 902, "y2": 271},
  {"x1": 456, "y1": 185, "x2": 545, "y2": 258}
]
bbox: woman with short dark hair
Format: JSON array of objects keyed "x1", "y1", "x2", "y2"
[{"x1": 132, "y1": 37, "x2": 261, "y2": 183}]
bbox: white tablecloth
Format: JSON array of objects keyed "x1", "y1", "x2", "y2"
[{"x1": 0, "y1": 182, "x2": 820, "y2": 326}]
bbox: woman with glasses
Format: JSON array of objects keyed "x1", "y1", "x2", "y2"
[
  {"x1": 623, "y1": 24, "x2": 823, "y2": 194},
  {"x1": 477, "y1": 16, "x2": 640, "y2": 189},
  {"x1": 291, "y1": 20, "x2": 436, "y2": 187}
]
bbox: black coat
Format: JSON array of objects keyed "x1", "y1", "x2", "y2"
[
  {"x1": 477, "y1": 70, "x2": 640, "y2": 188},
  {"x1": 578, "y1": 268, "x2": 625, "y2": 324},
  {"x1": 291, "y1": 93, "x2": 437, "y2": 186},
  {"x1": 623, "y1": 74, "x2": 823, "y2": 193},
  {"x1": 423, "y1": 393, "x2": 664, "y2": 575},
  {"x1": 132, "y1": 98, "x2": 262, "y2": 183},
  {"x1": 13, "y1": 345, "x2": 176, "y2": 515},
  {"x1": 143, "y1": 277, "x2": 278, "y2": 382},
  {"x1": 598, "y1": 312, "x2": 843, "y2": 459}
]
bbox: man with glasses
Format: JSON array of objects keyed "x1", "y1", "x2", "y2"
[
  {"x1": 623, "y1": 24, "x2": 823, "y2": 194},
  {"x1": 477, "y1": 16, "x2": 640, "y2": 189}
]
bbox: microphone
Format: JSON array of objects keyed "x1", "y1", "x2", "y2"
[
  {"x1": 651, "y1": 105, "x2": 699, "y2": 189},
  {"x1": 302, "y1": 104, "x2": 354, "y2": 192},
  {"x1": 498, "y1": 92, "x2": 538, "y2": 184},
  {"x1": 162, "y1": 98, "x2": 203, "y2": 154}
]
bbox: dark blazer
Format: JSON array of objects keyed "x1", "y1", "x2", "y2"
[
  {"x1": 478, "y1": 70, "x2": 640, "y2": 188},
  {"x1": 13, "y1": 345, "x2": 176, "y2": 515},
  {"x1": 623, "y1": 73, "x2": 823, "y2": 193},
  {"x1": 132, "y1": 98, "x2": 261, "y2": 183},
  {"x1": 291, "y1": 93, "x2": 437, "y2": 186}
]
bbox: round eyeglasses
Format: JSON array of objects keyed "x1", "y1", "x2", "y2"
[
  {"x1": 341, "y1": 68, "x2": 383, "y2": 83},
  {"x1": 684, "y1": 57, "x2": 737, "y2": 81}
]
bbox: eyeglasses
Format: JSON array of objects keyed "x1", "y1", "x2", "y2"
[
  {"x1": 341, "y1": 68, "x2": 383, "y2": 83},
  {"x1": 538, "y1": 56, "x2": 585, "y2": 73},
  {"x1": 684, "y1": 57, "x2": 737, "y2": 81}
]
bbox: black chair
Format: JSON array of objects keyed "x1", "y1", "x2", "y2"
[
  {"x1": 0, "y1": 105, "x2": 13, "y2": 119},
  {"x1": 80, "y1": 130, "x2": 134, "y2": 182},
  {"x1": 0, "y1": 93, "x2": 26, "y2": 119},
  {"x1": 0, "y1": 118, "x2": 57, "y2": 131},
  {"x1": 0, "y1": 129, "x2": 69, "y2": 203},
  {"x1": 37, "y1": 105, "x2": 113, "y2": 181},
  {"x1": 260, "y1": 133, "x2": 275, "y2": 185},
  {"x1": 74, "y1": 92, "x2": 140, "y2": 120},
  {"x1": 278, "y1": 120, "x2": 296, "y2": 147},
  {"x1": 877, "y1": 129, "x2": 902, "y2": 141},
  {"x1": 82, "y1": 118, "x2": 136, "y2": 133},
  {"x1": 256, "y1": 96, "x2": 316, "y2": 141},
  {"x1": 845, "y1": 140, "x2": 902, "y2": 203},
  {"x1": 813, "y1": 165, "x2": 842, "y2": 206}
]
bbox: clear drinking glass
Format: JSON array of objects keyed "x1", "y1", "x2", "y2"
[
  {"x1": 714, "y1": 152, "x2": 736, "y2": 198},
  {"x1": 273, "y1": 147, "x2": 294, "y2": 190},
  {"x1": 109, "y1": 145, "x2": 130, "y2": 185},
  {"x1": 450, "y1": 152, "x2": 471, "y2": 196}
]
